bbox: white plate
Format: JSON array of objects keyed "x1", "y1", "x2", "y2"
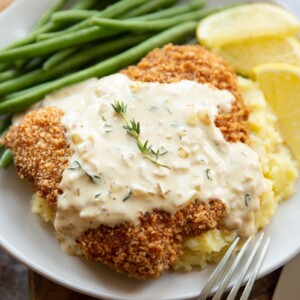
[{"x1": 0, "y1": 1, "x2": 299, "y2": 299}]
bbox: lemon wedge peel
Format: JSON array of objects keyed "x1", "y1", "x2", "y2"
[
  {"x1": 254, "y1": 63, "x2": 300, "y2": 163},
  {"x1": 213, "y1": 37, "x2": 300, "y2": 78},
  {"x1": 197, "y1": 3, "x2": 300, "y2": 48}
]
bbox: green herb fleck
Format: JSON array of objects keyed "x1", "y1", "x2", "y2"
[
  {"x1": 149, "y1": 105, "x2": 158, "y2": 111},
  {"x1": 206, "y1": 169, "x2": 213, "y2": 181},
  {"x1": 245, "y1": 194, "x2": 251, "y2": 207},
  {"x1": 68, "y1": 160, "x2": 81, "y2": 170},
  {"x1": 123, "y1": 190, "x2": 132, "y2": 202},
  {"x1": 95, "y1": 193, "x2": 102, "y2": 198},
  {"x1": 164, "y1": 107, "x2": 173, "y2": 115},
  {"x1": 69, "y1": 160, "x2": 101, "y2": 183}
]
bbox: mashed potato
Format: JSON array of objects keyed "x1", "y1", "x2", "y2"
[{"x1": 31, "y1": 77, "x2": 298, "y2": 272}]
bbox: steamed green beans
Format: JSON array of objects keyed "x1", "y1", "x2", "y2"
[
  {"x1": 0, "y1": 70, "x2": 19, "y2": 83},
  {"x1": 121, "y1": 0, "x2": 178, "y2": 19},
  {"x1": 136, "y1": 0, "x2": 206, "y2": 21},
  {"x1": 0, "y1": 26, "x2": 119, "y2": 62},
  {"x1": 92, "y1": 7, "x2": 224, "y2": 31},
  {"x1": 0, "y1": 35, "x2": 150, "y2": 96},
  {"x1": 0, "y1": 22, "x2": 197, "y2": 114},
  {"x1": 32, "y1": 0, "x2": 68, "y2": 31},
  {"x1": 43, "y1": 48, "x2": 78, "y2": 70},
  {"x1": 73, "y1": 0, "x2": 99, "y2": 10},
  {"x1": 37, "y1": 0, "x2": 206, "y2": 41},
  {"x1": 52, "y1": 0, "x2": 148, "y2": 23},
  {"x1": 0, "y1": 114, "x2": 11, "y2": 134},
  {"x1": 0, "y1": 149, "x2": 13, "y2": 169}
]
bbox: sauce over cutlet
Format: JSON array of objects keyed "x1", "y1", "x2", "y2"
[
  {"x1": 123, "y1": 44, "x2": 249, "y2": 144},
  {"x1": 4, "y1": 45, "x2": 266, "y2": 279},
  {"x1": 43, "y1": 74, "x2": 264, "y2": 240}
]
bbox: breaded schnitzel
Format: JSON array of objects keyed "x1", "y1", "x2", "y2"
[{"x1": 4, "y1": 45, "x2": 249, "y2": 279}]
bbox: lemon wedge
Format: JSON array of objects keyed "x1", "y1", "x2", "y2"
[
  {"x1": 197, "y1": 3, "x2": 300, "y2": 48},
  {"x1": 214, "y1": 37, "x2": 300, "y2": 78},
  {"x1": 255, "y1": 63, "x2": 300, "y2": 162}
]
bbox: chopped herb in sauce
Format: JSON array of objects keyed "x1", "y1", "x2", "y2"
[
  {"x1": 68, "y1": 160, "x2": 82, "y2": 170},
  {"x1": 95, "y1": 193, "x2": 102, "y2": 198},
  {"x1": 149, "y1": 105, "x2": 158, "y2": 111},
  {"x1": 122, "y1": 190, "x2": 132, "y2": 202},
  {"x1": 104, "y1": 124, "x2": 112, "y2": 133},
  {"x1": 69, "y1": 160, "x2": 101, "y2": 183},
  {"x1": 245, "y1": 193, "x2": 251, "y2": 207},
  {"x1": 206, "y1": 169, "x2": 213, "y2": 181},
  {"x1": 164, "y1": 107, "x2": 173, "y2": 115}
]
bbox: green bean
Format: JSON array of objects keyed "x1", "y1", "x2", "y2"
[
  {"x1": 32, "y1": 0, "x2": 68, "y2": 31},
  {"x1": 92, "y1": 7, "x2": 223, "y2": 31},
  {"x1": 94, "y1": 0, "x2": 118, "y2": 11},
  {"x1": 40, "y1": 0, "x2": 205, "y2": 41},
  {"x1": 0, "y1": 149, "x2": 13, "y2": 169},
  {"x1": 73, "y1": 0, "x2": 99, "y2": 10},
  {"x1": 135, "y1": 0, "x2": 206, "y2": 21},
  {"x1": 0, "y1": 63, "x2": 11, "y2": 72},
  {"x1": 0, "y1": 35, "x2": 150, "y2": 97},
  {"x1": 0, "y1": 26, "x2": 121, "y2": 62},
  {"x1": 0, "y1": 114, "x2": 11, "y2": 134},
  {"x1": 41, "y1": 0, "x2": 159, "y2": 40},
  {"x1": 0, "y1": 21, "x2": 196, "y2": 114},
  {"x1": 0, "y1": 70, "x2": 19, "y2": 83},
  {"x1": 43, "y1": 48, "x2": 78, "y2": 71},
  {"x1": 52, "y1": 0, "x2": 148, "y2": 23},
  {"x1": 4, "y1": 82, "x2": 50, "y2": 101},
  {"x1": 121, "y1": 0, "x2": 178, "y2": 19},
  {"x1": 23, "y1": 57, "x2": 46, "y2": 72},
  {"x1": 52, "y1": 10, "x2": 99, "y2": 23}
]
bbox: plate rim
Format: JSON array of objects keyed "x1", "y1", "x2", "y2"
[{"x1": 0, "y1": 0, "x2": 299, "y2": 299}]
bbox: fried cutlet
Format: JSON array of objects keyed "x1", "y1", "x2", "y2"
[{"x1": 4, "y1": 45, "x2": 249, "y2": 279}]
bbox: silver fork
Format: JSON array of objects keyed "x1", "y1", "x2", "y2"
[{"x1": 198, "y1": 232, "x2": 270, "y2": 300}]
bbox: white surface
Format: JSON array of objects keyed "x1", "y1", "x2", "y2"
[
  {"x1": 273, "y1": 254, "x2": 300, "y2": 300},
  {"x1": 0, "y1": 1, "x2": 299, "y2": 300},
  {"x1": 0, "y1": 0, "x2": 54, "y2": 47}
]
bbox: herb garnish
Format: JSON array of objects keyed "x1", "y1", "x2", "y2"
[
  {"x1": 68, "y1": 160, "x2": 101, "y2": 183},
  {"x1": 149, "y1": 105, "x2": 158, "y2": 111},
  {"x1": 111, "y1": 100, "x2": 170, "y2": 169},
  {"x1": 95, "y1": 193, "x2": 102, "y2": 198},
  {"x1": 104, "y1": 124, "x2": 112, "y2": 133},
  {"x1": 245, "y1": 193, "x2": 251, "y2": 207},
  {"x1": 164, "y1": 107, "x2": 173, "y2": 115},
  {"x1": 206, "y1": 169, "x2": 213, "y2": 181},
  {"x1": 123, "y1": 190, "x2": 132, "y2": 202}
]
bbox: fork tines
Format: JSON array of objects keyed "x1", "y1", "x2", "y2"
[{"x1": 198, "y1": 232, "x2": 270, "y2": 300}]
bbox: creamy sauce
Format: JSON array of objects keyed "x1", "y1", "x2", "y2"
[{"x1": 42, "y1": 74, "x2": 265, "y2": 243}]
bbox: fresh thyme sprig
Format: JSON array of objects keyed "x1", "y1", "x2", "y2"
[{"x1": 111, "y1": 100, "x2": 169, "y2": 169}]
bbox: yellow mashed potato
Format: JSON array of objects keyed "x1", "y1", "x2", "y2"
[{"x1": 31, "y1": 77, "x2": 299, "y2": 271}]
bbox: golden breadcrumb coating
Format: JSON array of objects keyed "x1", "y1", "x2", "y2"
[
  {"x1": 4, "y1": 45, "x2": 249, "y2": 279},
  {"x1": 4, "y1": 107, "x2": 71, "y2": 211},
  {"x1": 78, "y1": 200, "x2": 226, "y2": 279},
  {"x1": 123, "y1": 44, "x2": 249, "y2": 143}
]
